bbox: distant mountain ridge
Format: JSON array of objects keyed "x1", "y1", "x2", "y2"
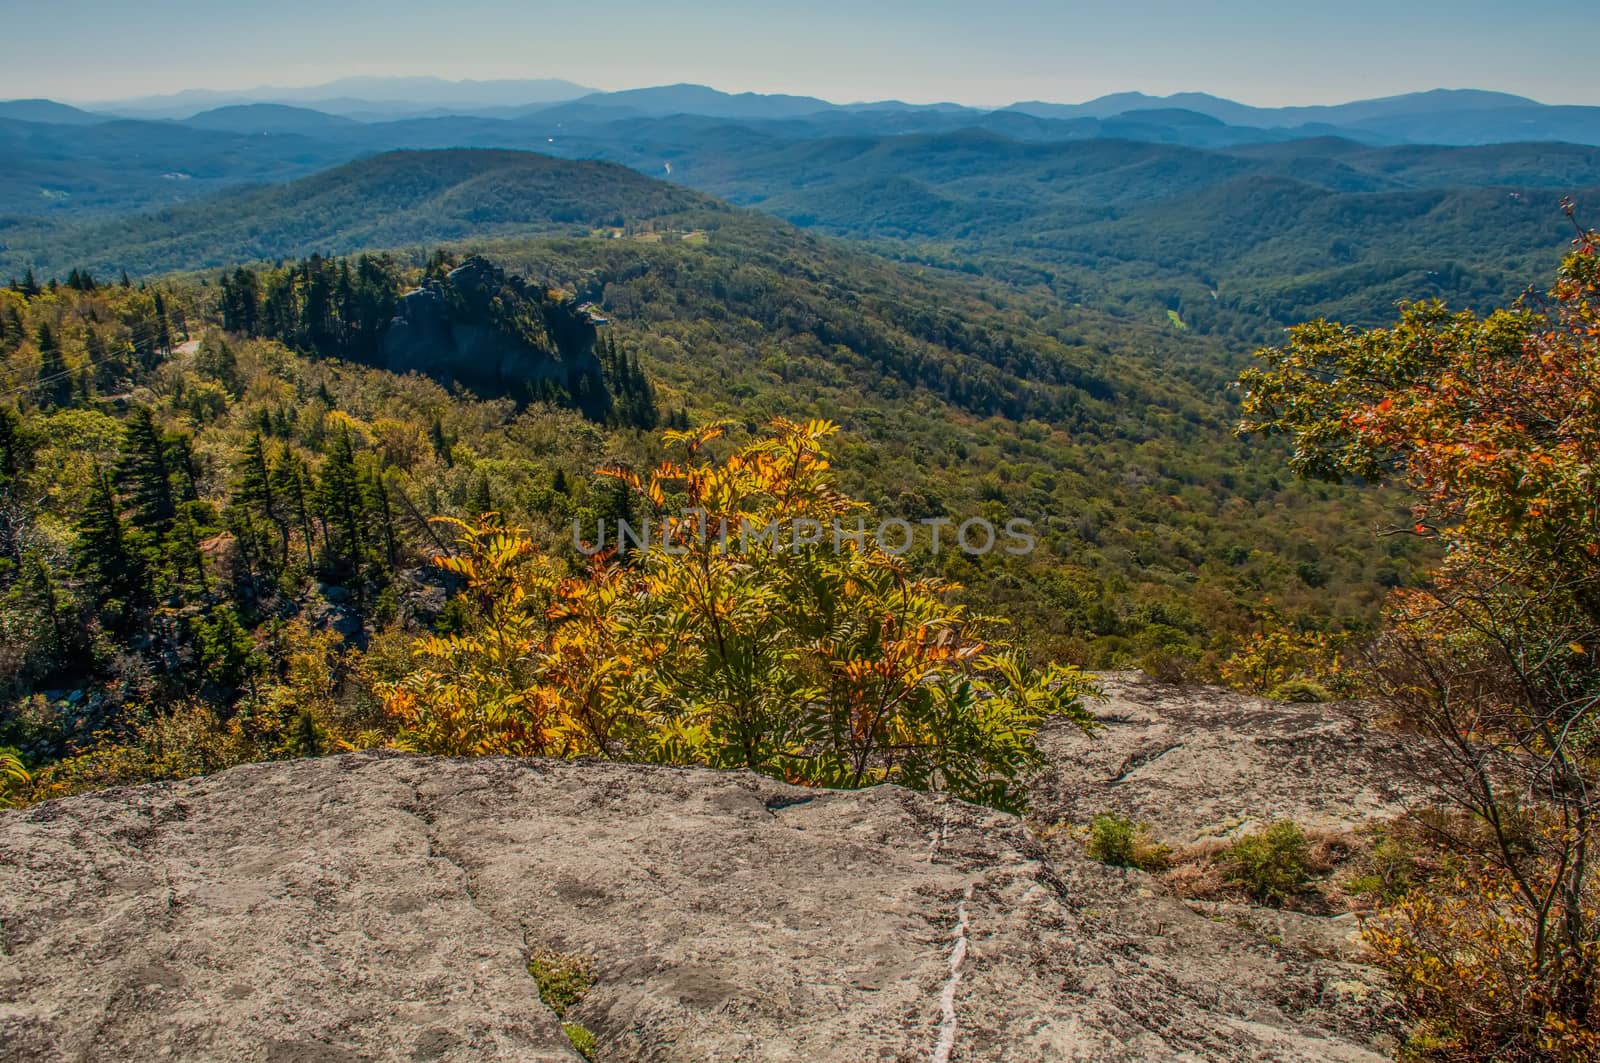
[
  {"x1": 12, "y1": 81, "x2": 1593, "y2": 146},
  {"x1": 83, "y1": 75, "x2": 597, "y2": 120}
]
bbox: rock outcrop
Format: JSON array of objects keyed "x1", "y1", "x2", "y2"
[
  {"x1": 379, "y1": 256, "x2": 604, "y2": 411},
  {"x1": 1032, "y1": 672, "x2": 1426, "y2": 843},
  {"x1": 0, "y1": 678, "x2": 1412, "y2": 1061}
]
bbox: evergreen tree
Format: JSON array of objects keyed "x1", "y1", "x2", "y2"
[
  {"x1": 468, "y1": 469, "x2": 493, "y2": 516},
  {"x1": 84, "y1": 327, "x2": 118, "y2": 394},
  {"x1": 428, "y1": 416, "x2": 453, "y2": 467},
  {"x1": 270, "y1": 445, "x2": 317, "y2": 568},
  {"x1": 234, "y1": 432, "x2": 285, "y2": 563},
  {"x1": 192, "y1": 606, "x2": 259, "y2": 698},
  {"x1": 34, "y1": 323, "x2": 71, "y2": 409},
  {"x1": 364, "y1": 464, "x2": 399, "y2": 575},
  {"x1": 2, "y1": 307, "x2": 24, "y2": 352},
  {"x1": 117, "y1": 407, "x2": 177, "y2": 536},
  {"x1": 10, "y1": 548, "x2": 75, "y2": 664},
  {"x1": 286, "y1": 708, "x2": 326, "y2": 758},
  {"x1": 152, "y1": 291, "x2": 173, "y2": 357},
  {"x1": 316, "y1": 430, "x2": 365, "y2": 591},
  {"x1": 74, "y1": 466, "x2": 148, "y2": 625}
]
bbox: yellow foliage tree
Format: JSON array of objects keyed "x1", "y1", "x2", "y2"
[{"x1": 381, "y1": 418, "x2": 1098, "y2": 811}]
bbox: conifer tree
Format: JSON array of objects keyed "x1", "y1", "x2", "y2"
[
  {"x1": 12, "y1": 548, "x2": 72, "y2": 661},
  {"x1": 2, "y1": 307, "x2": 24, "y2": 352},
  {"x1": 468, "y1": 469, "x2": 493, "y2": 516},
  {"x1": 234, "y1": 432, "x2": 285, "y2": 562},
  {"x1": 117, "y1": 407, "x2": 177, "y2": 536},
  {"x1": 316, "y1": 429, "x2": 365, "y2": 589},
  {"x1": 270, "y1": 445, "x2": 317, "y2": 568},
  {"x1": 74, "y1": 466, "x2": 148, "y2": 624},
  {"x1": 34, "y1": 323, "x2": 71, "y2": 409},
  {"x1": 364, "y1": 464, "x2": 399, "y2": 574}
]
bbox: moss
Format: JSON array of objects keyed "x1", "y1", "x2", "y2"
[
  {"x1": 528, "y1": 950, "x2": 595, "y2": 1018},
  {"x1": 529, "y1": 950, "x2": 599, "y2": 1058},
  {"x1": 561, "y1": 1022, "x2": 597, "y2": 1060}
]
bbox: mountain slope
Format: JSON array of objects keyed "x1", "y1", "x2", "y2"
[
  {"x1": 0, "y1": 149, "x2": 722, "y2": 275},
  {"x1": 0, "y1": 98, "x2": 107, "y2": 124},
  {"x1": 179, "y1": 103, "x2": 362, "y2": 134}
]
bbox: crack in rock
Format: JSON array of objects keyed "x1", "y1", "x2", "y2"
[
  {"x1": 1110, "y1": 742, "x2": 1183, "y2": 783},
  {"x1": 930, "y1": 883, "x2": 975, "y2": 1063}
]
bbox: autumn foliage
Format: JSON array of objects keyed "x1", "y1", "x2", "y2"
[
  {"x1": 381, "y1": 418, "x2": 1097, "y2": 811},
  {"x1": 1240, "y1": 210, "x2": 1600, "y2": 1059}
]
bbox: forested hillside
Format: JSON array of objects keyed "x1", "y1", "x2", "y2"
[
  {"x1": 5, "y1": 133, "x2": 1596, "y2": 346},
  {"x1": 0, "y1": 192, "x2": 1425, "y2": 798},
  {"x1": 0, "y1": 150, "x2": 721, "y2": 276}
]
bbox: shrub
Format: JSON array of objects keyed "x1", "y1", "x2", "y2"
[
  {"x1": 561, "y1": 1023, "x2": 596, "y2": 1061},
  {"x1": 528, "y1": 950, "x2": 594, "y2": 1018},
  {"x1": 1365, "y1": 857, "x2": 1600, "y2": 1062},
  {"x1": 381, "y1": 420, "x2": 1100, "y2": 812},
  {"x1": 1345, "y1": 827, "x2": 1419, "y2": 904},
  {"x1": 1224, "y1": 821, "x2": 1312, "y2": 904},
  {"x1": 1220, "y1": 627, "x2": 1354, "y2": 697},
  {"x1": 1138, "y1": 646, "x2": 1198, "y2": 684},
  {"x1": 0, "y1": 748, "x2": 28, "y2": 808},
  {"x1": 1240, "y1": 206, "x2": 1600, "y2": 1057},
  {"x1": 1267, "y1": 678, "x2": 1333, "y2": 703},
  {"x1": 1087, "y1": 812, "x2": 1170, "y2": 871}
]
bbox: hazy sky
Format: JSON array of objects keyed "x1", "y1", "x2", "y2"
[{"x1": 5, "y1": 0, "x2": 1596, "y2": 107}]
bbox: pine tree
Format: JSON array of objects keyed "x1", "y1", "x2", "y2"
[
  {"x1": 2, "y1": 307, "x2": 24, "y2": 352},
  {"x1": 34, "y1": 323, "x2": 71, "y2": 409},
  {"x1": 117, "y1": 407, "x2": 177, "y2": 536},
  {"x1": 74, "y1": 466, "x2": 149, "y2": 624},
  {"x1": 234, "y1": 432, "x2": 286, "y2": 563},
  {"x1": 152, "y1": 291, "x2": 173, "y2": 357},
  {"x1": 270, "y1": 445, "x2": 317, "y2": 568},
  {"x1": 85, "y1": 327, "x2": 118, "y2": 394},
  {"x1": 428, "y1": 416, "x2": 453, "y2": 467},
  {"x1": 12, "y1": 548, "x2": 72, "y2": 661},
  {"x1": 193, "y1": 606, "x2": 259, "y2": 698},
  {"x1": 286, "y1": 708, "x2": 326, "y2": 757},
  {"x1": 316, "y1": 430, "x2": 365, "y2": 590},
  {"x1": 364, "y1": 464, "x2": 399, "y2": 574},
  {"x1": 468, "y1": 469, "x2": 493, "y2": 515}
]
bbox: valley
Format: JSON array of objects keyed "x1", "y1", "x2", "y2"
[{"x1": 2, "y1": 60, "x2": 1599, "y2": 1061}]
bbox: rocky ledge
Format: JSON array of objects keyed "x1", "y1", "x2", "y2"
[{"x1": 0, "y1": 677, "x2": 1414, "y2": 1061}]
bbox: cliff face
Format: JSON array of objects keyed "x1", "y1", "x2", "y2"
[
  {"x1": 379, "y1": 257, "x2": 606, "y2": 414},
  {"x1": 0, "y1": 678, "x2": 1414, "y2": 1062}
]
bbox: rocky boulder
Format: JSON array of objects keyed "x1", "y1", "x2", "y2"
[{"x1": 0, "y1": 679, "x2": 1412, "y2": 1061}]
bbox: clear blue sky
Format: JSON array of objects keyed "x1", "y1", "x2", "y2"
[{"x1": 5, "y1": 0, "x2": 1596, "y2": 107}]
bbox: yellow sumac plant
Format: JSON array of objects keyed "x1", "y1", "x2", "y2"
[{"x1": 380, "y1": 418, "x2": 1098, "y2": 811}]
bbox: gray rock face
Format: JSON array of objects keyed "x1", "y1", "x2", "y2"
[
  {"x1": 0, "y1": 681, "x2": 1405, "y2": 1061},
  {"x1": 1032, "y1": 672, "x2": 1426, "y2": 843},
  {"x1": 377, "y1": 256, "x2": 601, "y2": 407}
]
